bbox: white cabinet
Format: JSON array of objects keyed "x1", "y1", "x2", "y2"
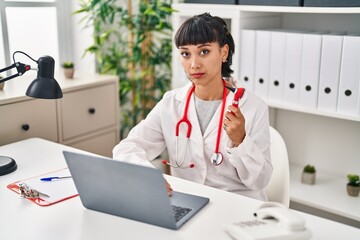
[
  {"x1": 0, "y1": 73, "x2": 120, "y2": 158},
  {"x1": 172, "y1": 3, "x2": 360, "y2": 227}
]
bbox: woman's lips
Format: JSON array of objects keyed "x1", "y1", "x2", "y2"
[{"x1": 191, "y1": 73, "x2": 205, "y2": 78}]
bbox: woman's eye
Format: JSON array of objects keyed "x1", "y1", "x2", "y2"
[
  {"x1": 200, "y1": 49, "x2": 209, "y2": 55},
  {"x1": 180, "y1": 52, "x2": 190, "y2": 58}
]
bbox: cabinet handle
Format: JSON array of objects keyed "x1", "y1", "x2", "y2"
[
  {"x1": 88, "y1": 108, "x2": 96, "y2": 114},
  {"x1": 21, "y1": 124, "x2": 30, "y2": 131}
]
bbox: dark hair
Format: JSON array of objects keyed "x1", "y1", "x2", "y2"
[{"x1": 174, "y1": 12, "x2": 235, "y2": 78}]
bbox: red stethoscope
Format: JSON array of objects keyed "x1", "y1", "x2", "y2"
[{"x1": 163, "y1": 80, "x2": 245, "y2": 169}]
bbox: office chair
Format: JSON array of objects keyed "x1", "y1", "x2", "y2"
[{"x1": 264, "y1": 126, "x2": 290, "y2": 207}]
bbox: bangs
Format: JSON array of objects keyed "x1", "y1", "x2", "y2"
[{"x1": 175, "y1": 18, "x2": 217, "y2": 48}]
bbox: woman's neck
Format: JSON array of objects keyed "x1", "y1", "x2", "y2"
[{"x1": 194, "y1": 80, "x2": 224, "y2": 101}]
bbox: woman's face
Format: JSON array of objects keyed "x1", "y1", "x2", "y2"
[{"x1": 178, "y1": 42, "x2": 228, "y2": 87}]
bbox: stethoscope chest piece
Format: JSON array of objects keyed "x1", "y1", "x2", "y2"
[{"x1": 211, "y1": 152, "x2": 223, "y2": 166}]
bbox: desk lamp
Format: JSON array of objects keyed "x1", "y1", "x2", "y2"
[{"x1": 0, "y1": 51, "x2": 63, "y2": 176}]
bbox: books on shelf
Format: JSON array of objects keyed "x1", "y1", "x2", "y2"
[
  {"x1": 317, "y1": 34, "x2": 343, "y2": 113},
  {"x1": 239, "y1": 29, "x2": 360, "y2": 117},
  {"x1": 299, "y1": 32, "x2": 323, "y2": 109},
  {"x1": 337, "y1": 35, "x2": 360, "y2": 116}
]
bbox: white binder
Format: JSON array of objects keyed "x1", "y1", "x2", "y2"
[
  {"x1": 317, "y1": 34, "x2": 343, "y2": 113},
  {"x1": 283, "y1": 32, "x2": 304, "y2": 106},
  {"x1": 299, "y1": 33, "x2": 323, "y2": 109},
  {"x1": 254, "y1": 30, "x2": 271, "y2": 101},
  {"x1": 268, "y1": 30, "x2": 286, "y2": 104},
  {"x1": 239, "y1": 29, "x2": 256, "y2": 92},
  {"x1": 337, "y1": 35, "x2": 360, "y2": 116}
]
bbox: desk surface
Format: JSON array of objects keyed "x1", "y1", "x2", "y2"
[{"x1": 1, "y1": 138, "x2": 359, "y2": 240}]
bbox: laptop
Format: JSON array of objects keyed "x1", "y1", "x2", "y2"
[{"x1": 63, "y1": 151, "x2": 209, "y2": 230}]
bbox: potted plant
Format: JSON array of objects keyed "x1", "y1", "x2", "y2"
[
  {"x1": 346, "y1": 174, "x2": 360, "y2": 197},
  {"x1": 75, "y1": 0, "x2": 174, "y2": 139},
  {"x1": 301, "y1": 164, "x2": 316, "y2": 185},
  {"x1": 62, "y1": 61, "x2": 75, "y2": 79}
]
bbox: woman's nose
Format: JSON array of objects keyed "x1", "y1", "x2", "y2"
[{"x1": 191, "y1": 57, "x2": 201, "y2": 69}]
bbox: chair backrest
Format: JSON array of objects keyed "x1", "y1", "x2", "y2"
[{"x1": 264, "y1": 126, "x2": 290, "y2": 207}]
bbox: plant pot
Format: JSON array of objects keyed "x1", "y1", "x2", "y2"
[
  {"x1": 0, "y1": 76, "x2": 4, "y2": 90},
  {"x1": 301, "y1": 172, "x2": 316, "y2": 185},
  {"x1": 347, "y1": 184, "x2": 360, "y2": 197},
  {"x1": 63, "y1": 68, "x2": 74, "y2": 79}
]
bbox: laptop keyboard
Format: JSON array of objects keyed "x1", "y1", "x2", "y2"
[{"x1": 172, "y1": 205, "x2": 192, "y2": 222}]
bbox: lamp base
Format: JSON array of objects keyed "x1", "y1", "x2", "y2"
[{"x1": 0, "y1": 156, "x2": 17, "y2": 175}]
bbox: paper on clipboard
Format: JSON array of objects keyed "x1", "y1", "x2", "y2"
[{"x1": 7, "y1": 168, "x2": 79, "y2": 206}]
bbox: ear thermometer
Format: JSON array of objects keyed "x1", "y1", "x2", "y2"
[{"x1": 225, "y1": 86, "x2": 245, "y2": 114}]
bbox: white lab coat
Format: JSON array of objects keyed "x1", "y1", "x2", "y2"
[{"x1": 113, "y1": 82, "x2": 272, "y2": 200}]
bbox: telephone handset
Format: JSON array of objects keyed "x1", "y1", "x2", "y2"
[{"x1": 223, "y1": 202, "x2": 312, "y2": 240}]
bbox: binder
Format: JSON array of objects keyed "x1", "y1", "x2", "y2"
[
  {"x1": 268, "y1": 30, "x2": 286, "y2": 104},
  {"x1": 7, "y1": 168, "x2": 78, "y2": 206},
  {"x1": 283, "y1": 31, "x2": 304, "y2": 106},
  {"x1": 239, "y1": 29, "x2": 256, "y2": 92},
  {"x1": 337, "y1": 35, "x2": 360, "y2": 116},
  {"x1": 299, "y1": 33, "x2": 323, "y2": 109},
  {"x1": 317, "y1": 34, "x2": 343, "y2": 113},
  {"x1": 254, "y1": 29, "x2": 271, "y2": 100}
]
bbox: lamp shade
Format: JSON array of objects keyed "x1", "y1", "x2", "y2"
[{"x1": 26, "y1": 56, "x2": 63, "y2": 99}]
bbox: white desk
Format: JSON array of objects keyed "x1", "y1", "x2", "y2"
[{"x1": 1, "y1": 138, "x2": 359, "y2": 240}]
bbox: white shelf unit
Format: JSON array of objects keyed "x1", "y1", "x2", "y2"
[{"x1": 172, "y1": 3, "x2": 360, "y2": 227}]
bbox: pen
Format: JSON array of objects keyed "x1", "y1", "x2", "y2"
[{"x1": 40, "y1": 176, "x2": 72, "y2": 181}]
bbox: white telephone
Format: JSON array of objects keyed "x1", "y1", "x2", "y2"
[{"x1": 223, "y1": 202, "x2": 312, "y2": 240}]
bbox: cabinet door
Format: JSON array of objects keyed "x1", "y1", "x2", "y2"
[
  {"x1": 60, "y1": 83, "x2": 117, "y2": 141},
  {"x1": 0, "y1": 99, "x2": 58, "y2": 145},
  {"x1": 68, "y1": 130, "x2": 117, "y2": 158}
]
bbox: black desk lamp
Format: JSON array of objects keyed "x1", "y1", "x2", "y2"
[{"x1": 0, "y1": 51, "x2": 63, "y2": 175}]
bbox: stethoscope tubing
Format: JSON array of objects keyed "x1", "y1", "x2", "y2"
[{"x1": 173, "y1": 80, "x2": 227, "y2": 168}]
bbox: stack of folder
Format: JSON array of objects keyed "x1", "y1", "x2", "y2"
[{"x1": 239, "y1": 29, "x2": 360, "y2": 117}]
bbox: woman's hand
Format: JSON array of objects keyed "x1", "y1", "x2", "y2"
[
  {"x1": 223, "y1": 105, "x2": 246, "y2": 147},
  {"x1": 166, "y1": 180, "x2": 173, "y2": 197}
]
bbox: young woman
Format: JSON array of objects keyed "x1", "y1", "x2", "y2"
[{"x1": 113, "y1": 13, "x2": 272, "y2": 200}]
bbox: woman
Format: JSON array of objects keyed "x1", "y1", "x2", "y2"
[{"x1": 113, "y1": 13, "x2": 272, "y2": 200}]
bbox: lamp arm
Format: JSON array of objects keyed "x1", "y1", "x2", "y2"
[{"x1": 0, "y1": 62, "x2": 31, "y2": 84}]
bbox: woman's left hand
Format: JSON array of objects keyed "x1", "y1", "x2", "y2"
[{"x1": 223, "y1": 105, "x2": 246, "y2": 147}]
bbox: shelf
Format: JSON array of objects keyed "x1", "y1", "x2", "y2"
[
  {"x1": 173, "y1": 3, "x2": 360, "y2": 14},
  {"x1": 267, "y1": 101, "x2": 360, "y2": 122},
  {"x1": 290, "y1": 164, "x2": 360, "y2": 222},
  {"x1": 238, "y1": 5, "x2": 360, "y2": 14}
]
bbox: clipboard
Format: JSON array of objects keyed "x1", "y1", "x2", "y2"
[{"x1": 7, "y1": 168, "x2": 79, "y2": 206}]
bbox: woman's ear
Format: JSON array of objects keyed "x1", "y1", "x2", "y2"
[{"x1": 221, "y1": 44, "x2": 229, "y2": 62}]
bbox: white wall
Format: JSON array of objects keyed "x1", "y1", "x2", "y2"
[{"x1": 70, "y1": 2, "x2": 96, "y2": 74}]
